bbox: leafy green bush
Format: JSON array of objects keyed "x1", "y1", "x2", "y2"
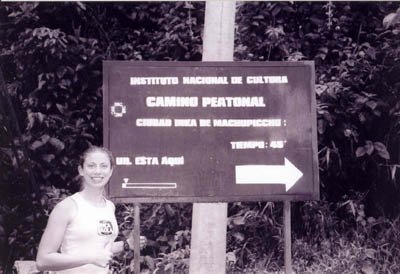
[
  {"x1": 235, "y1": 2, "x2": 400, "y2": 215},
  {"x1": 293, "y1": 200, "x2": 400, "y2": 274},
  {"x1": 112, "y1": 203, "x2": 192, "y2": 273},
  {"x1": 0, "y1": 2, "x2": 204, "y2": 271},
  {"x1": 227, "y1": 202, "x2": 283, "y2": 271}
]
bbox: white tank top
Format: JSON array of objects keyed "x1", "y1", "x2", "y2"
[{"x1": 57, "y1": 192, "x2": 118, "y2": 274}]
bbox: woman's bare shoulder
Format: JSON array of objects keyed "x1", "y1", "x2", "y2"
[{"x1": 49, "y1": 195, "x2": 77, "y2": 220}]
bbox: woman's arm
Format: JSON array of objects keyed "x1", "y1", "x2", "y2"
[
  {"x1": 111, "y1": 241, "x2": 124, "y2": 254},
  {"x1": 36, "y1": 198, "x2": 112, "y2": 271}
]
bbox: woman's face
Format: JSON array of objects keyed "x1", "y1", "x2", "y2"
[{"x1": 78, "y1": 150, "x2": 113, "y2": 190}]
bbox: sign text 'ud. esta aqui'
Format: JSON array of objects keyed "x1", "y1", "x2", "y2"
[{"x1": 103, "y1": 61, "x2": 319, "y2": 202}]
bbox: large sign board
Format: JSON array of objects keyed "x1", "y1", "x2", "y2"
[{"x1": 103, "y1": 61, "x2": 319, "y2": 202}]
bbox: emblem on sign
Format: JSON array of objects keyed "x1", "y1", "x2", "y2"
[{"x1": 110, "y1": 102, "x2": 127, "y2": 117}]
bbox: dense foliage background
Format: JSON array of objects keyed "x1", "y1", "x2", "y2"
[{"x1": 1, "y1": 2, "x2": 400, "y2": 273}]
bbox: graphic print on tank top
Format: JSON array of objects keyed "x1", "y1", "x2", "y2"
[{"x1": 97, "y1": 220, "x2": 114, "y2": 236}]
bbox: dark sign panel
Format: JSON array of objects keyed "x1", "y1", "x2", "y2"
[{"x1": 103, "y1": 61, "x2": 319, "y2": 202}]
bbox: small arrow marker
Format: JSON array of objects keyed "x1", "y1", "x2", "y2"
[
  {"x1": 235, "y1": 158, "x2": 303, "y2": 191},
  {"x1": 122, "y1": 178, "x2": 177, "y2": 189}
]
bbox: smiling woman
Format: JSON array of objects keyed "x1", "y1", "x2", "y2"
[
  {"x1": 78, "y1": 147, "x2": 114, "y2": 191},
  {"x1": 35, "y1": 146, "x2": 146, "y2": 274}
]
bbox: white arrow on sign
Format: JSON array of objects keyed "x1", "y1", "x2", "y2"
[{"x1": 235, "y1": 158, "x2": 303, "y2": 191}]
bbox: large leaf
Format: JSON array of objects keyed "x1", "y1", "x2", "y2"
[
  {"x1": 374, "y1": 142, "x2": 390, "y2": 160},
  {"x1": 29, "y1": 135, "x2": 50, "y2": 150},
  {"x1": 49, "y1": 137, "x2": 65, "y2": 151}
]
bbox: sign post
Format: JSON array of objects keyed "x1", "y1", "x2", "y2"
[
  {"x1": 133, "y1": 203, "x2": 140, "y2": 274},
  {"x1": 190, "y1": 2, "x2": 235, "y2": 273},
  {"x1": 284, "y1": 201, "x2": 292, "y2": 273}
]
